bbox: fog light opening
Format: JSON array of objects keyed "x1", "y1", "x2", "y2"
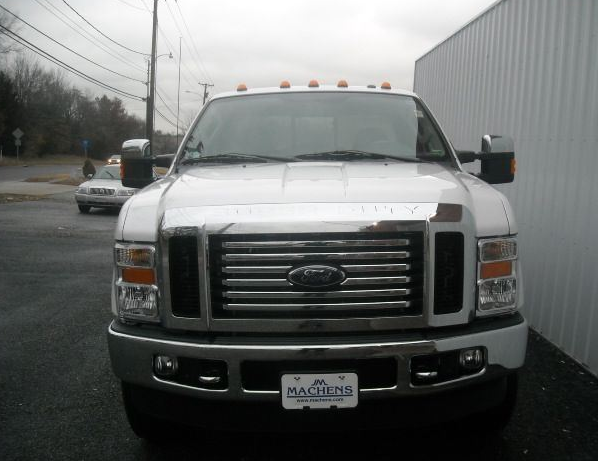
[
  {"x1": 459, "y1": 348, "x2": 484, "y2": 372},
  {"x1": 154, "y1": 355, "x2": 178, "y2": 377}
]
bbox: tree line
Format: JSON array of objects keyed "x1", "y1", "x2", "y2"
[{"x1": 0, "y1": 54, "x2": 177, "y2": 160}]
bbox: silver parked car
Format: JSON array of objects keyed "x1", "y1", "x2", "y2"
[{"x1": 75, "y1": 164, "x2": 137, "y2": 213}]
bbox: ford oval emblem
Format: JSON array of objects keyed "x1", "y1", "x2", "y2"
[{"x1": 287, "y1": 265, "x2": 346, "y2": 288}]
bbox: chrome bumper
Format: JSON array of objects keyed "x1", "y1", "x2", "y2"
[
  {"x1": 75, "y1": 193, "x2": 129, "y2": 207},
  {"x1": 107, "y1": 315, "x2": 527, "y2": 401}
]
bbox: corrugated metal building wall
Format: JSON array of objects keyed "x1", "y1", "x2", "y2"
[{"x1": 414, "y1": 0, "x2": 598, "y2": 375}]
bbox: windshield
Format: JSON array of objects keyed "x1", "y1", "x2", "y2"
[
  {"x1": 94, "y1": 165, "x2": 121, "y2": 180},
  {"x1": 181, "y1": 92, "x2": 449, "y2": 164}
]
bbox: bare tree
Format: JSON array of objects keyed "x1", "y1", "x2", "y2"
[{"x1": 0, "y1": 10, "x2": 20, "y2": 55}]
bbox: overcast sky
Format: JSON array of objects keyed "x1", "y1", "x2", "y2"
[{"x1": 1, "y1": 0, "x2": 497, "y2": 132}]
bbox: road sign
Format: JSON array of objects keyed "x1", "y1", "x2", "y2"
[
  {"x1": 12, "y1": 128, "x2": 24, "y2": 139},
  {"x1": 15, "y1": 139, "x2": 21, "y2": 147}
]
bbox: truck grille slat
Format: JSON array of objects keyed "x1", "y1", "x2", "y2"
[
  {"x1": 223, "y1": 239, "x2": 410, "y2": 249},
  {"x1": 223, "y1": 251, "x2": 410, "y2": 262},
  {"x1": 209, "y1": 232, "x2": 424, "y2": 320},
  {"x1": 223, "y1": 301, "x2": 411, "y2": 311},
  {"x1": 223, "y1": 276, "x2": 411, "y2": 287},
  {"x1": 224, "y1": 288, "x2": 411, "y2": 299}
]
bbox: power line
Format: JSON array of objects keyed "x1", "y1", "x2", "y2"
[
  {"x1": 155, "y1": 89, "x2": 178, "y2": 120},
  {"x1": 164, "y1": 0, "x2": 210, "y2": 84},
  {"x1": 33, "y1": 0, "x2": 146, "y2": 74},
  {"x1": 0, "y1": 25, "x2": 144, "y2": 101},
  {"x1": 113, "y1": 0, "x2": 149, "y2": 12},
  {"x1": 156, "y1": 24, "x2": 200, "y2": 88},
  {"x1": 138, "y1": 0, "x2": 199, "y2": 102},
  {"x1": 155, "y1": 107, "x2": 177, "y2": 128},
  {"x1": 0, "y1": 5, "x2": 145, "y2": 85},
  {"x1": 173, "y1": 0, "x2": 213, "y2": 84},
  {"x1": 61, "y1": 0, "x2": 148, "y2": 56}
]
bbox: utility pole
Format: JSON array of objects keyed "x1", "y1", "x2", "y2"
[
  {"x1": 199, "y1": 82, "x2": 214, "y2": 105},
  {"x1": 176, "y1": 36, "x2": 181, "y2": 147},
  {"x1": 145, "y1": 0, "x2": 158, "y2": 148}
]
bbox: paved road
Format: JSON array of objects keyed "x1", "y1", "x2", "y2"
[{"x1": 0, "y1": 193, "x2": 597, "y2": 460}]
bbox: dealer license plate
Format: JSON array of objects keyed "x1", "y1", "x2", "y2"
[{"x1": 281, "y1": 373, "x2": 358, "y2": 410}]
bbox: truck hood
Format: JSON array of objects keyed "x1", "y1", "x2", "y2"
[{"x1": 117, "y1": 161, "x2": 515, "y2": 241}]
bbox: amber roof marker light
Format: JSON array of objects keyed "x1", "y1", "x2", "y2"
[
  {"x1": 308, "y1": 80, "x2": 319, "y2": 88},
  {"x1": 236, "y1": 83, "x2": 248, "y2": 91},
  {"x1": 381, "y1": 82, "x2": 392, "y2": 90},
  {"x1": 337, "y1": 80, "x2": 348, "y2": 88},
  {"x1": 280, "y1": 81, "x2": 291, "y2": 89}
]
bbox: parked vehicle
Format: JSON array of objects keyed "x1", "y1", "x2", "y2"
[
  {"x1": 107, "y1": 154, "x2": 121, "y2": 165},
  {"x1": 74, "y1": 164, "x2": 136, "y2": 213},
  {"x1": 108, "y1": 82, "x2": 526, "y2": 440}
]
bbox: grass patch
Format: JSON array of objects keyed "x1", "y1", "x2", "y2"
[{"x1": 0, "y1": 194, "x2": 45, "y2": 204}]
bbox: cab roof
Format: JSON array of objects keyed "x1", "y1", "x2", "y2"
[{"x1": 211, "y1": 85, "x2": 418, "y2": 101}]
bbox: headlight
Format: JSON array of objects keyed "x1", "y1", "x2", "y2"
[
  {"x1": 114, "y1": 243, "x2": 159, "y2": 323},
  {"x1": 117, "y1": 189, "x2": 136, "y2": 196},
  {"x1": 76, "y1": 186, "x2": 88, "y2": 194},
  {"x1": 477, "y1": 237, "x2": 517, "y2": 316}
]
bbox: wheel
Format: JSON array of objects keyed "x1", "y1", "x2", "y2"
[
  {"x1": 472, "y1": 373, "x2": 518, "y2": 432},
  {"x1": 78, "y1": 205, "x2": 91, "y2": 213},
  {"x1": 121, "y1": 382, "x2": 179, "y2": 443}
]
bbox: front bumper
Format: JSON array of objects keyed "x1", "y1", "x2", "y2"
[
  {"x1": 108, "y1": 314, "x2": 527, "y2": 402},
  {"x1": 75, "y1": 193, "x2": 129, "y2": 207}
]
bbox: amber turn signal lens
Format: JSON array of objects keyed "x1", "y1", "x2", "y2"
[
  {"x1": 381, "y1": 82, "x2": 392, "y2": 89},
  {"x1": 480, "y1": 261, "x2": 512, "y2": 279},
  {"x1": 337, "y1": 80, "x2": 348, "y2": 88},
  {"x1": 236, "y1": 83, "x2": 247, "y2": 91},
  {"x1": 308, "y1": 80, "x2": 319, "y2": 88},
  {"x1": 122, "y1": 267, "x2": 156, "y2": 284},
  {"x1": 280, "y1": 80, "x2": 291, "y2": 89}
]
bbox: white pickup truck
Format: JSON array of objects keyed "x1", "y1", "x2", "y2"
[{"x1": 108, "y1": 82, "x2": 527, "y2": 440}]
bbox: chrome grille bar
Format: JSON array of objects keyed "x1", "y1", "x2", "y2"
[
  {"x1": 223, "y1": 276, "x2": 411, "y2": 287},
  {"x1": 224, "y1": 288, "x2": 411, "y2": 299},
  {"x1": 223, "y1": 264, "x2": 411, "y2": 275},
  {"x1": 343, "y1": 263, "x2": 411, "y2": 272},
  {"x1": 223, "y1": 251, "x2": 410, "y2": 262},
  {"x1": 223, "y1": 239, "x2": 410, "y2": 249},
  {"x1": 223, "y1": 300, "x2": 412, "y2": 311}
]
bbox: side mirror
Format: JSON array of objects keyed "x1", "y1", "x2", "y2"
[
  {"x1": 457, "y1": 135, "x2": 515, "y2": 184},
  {"x1": 478, "y1": 135, "x2": 515, "y2": 184},
  {"x1": 121, "y1": 139, "x2": 155, "y2": 189}
]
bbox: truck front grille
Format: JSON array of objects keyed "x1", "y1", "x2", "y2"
[{"x1": 208, "y1": 232, "x2": 424, "y2": 319}]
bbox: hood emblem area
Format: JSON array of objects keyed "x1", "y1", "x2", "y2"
[{"x1": 287, "y1": 265, "x2": 346, "y2": 288}]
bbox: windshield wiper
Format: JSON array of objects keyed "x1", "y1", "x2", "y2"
[
  {"x1": 180, "y1": 152, "x2": 291, "y2": 165},
  {"x1": 294, "y1": 150, "x2": 427, "y2": 163}
]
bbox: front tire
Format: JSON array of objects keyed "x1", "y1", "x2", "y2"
[{"x1": 78, "y1": 205, "x2": 91, "y2": 213}]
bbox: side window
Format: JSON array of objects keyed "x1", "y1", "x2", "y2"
[{"x1": 143, "y1": 144, "x2": 151, "y2": 158}]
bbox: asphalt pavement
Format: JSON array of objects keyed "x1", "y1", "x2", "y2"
[{"x1": 0, "y1": 190, "x2": 597, "y2": 461}]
